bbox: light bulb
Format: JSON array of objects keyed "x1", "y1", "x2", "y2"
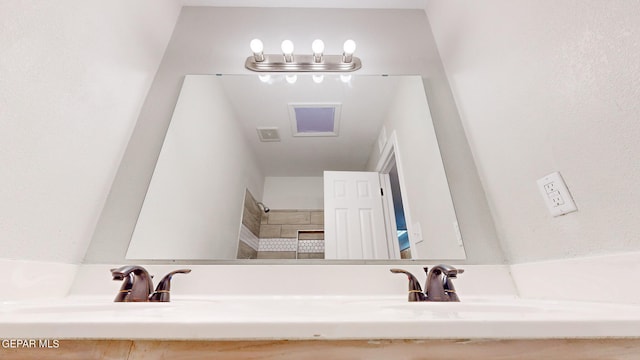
[
  {"x1": 312, "y1": 74, "x2": 324, "y2": 84},
  {"x1": 311, "y1": 39, "x2": 324, "y2": 63},
  {"x1": 281, "y1": 40, "x2": 295, "y2": 62},
  {"x1": 311, "y1": 39, "x2": 325, "y2": 54},
  {"x1": 258, "y1": 74, "x2": 271, "y2": 83},
  {"x1": 286, "y1": 74, "x2": 297, "y2": 84},
  {"x1": 250, "y1": 39, "x2": 264, "y2": 53},
  {"x1": 281, "y1": 40, "x2": 294, "y2": 55},
  {"x1": 343, "y1": 39, "x2": 356, "y2": 55}
]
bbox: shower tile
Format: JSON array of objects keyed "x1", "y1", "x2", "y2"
[
  {"x1": 237, "y1": 241, "x2": 257, "y2": 259},
  {"x1": 243, "y1": 190, "x2": 262, "y2": 218},
  {"x1": 297, "y1": 253, "x2": 325, "y2": 259},
  {"x1": 310, "y1": 211, "x2": 324, "y2": 225},
  {"x1": 298, "y1": 240, "x2": 325, "y2": 253},
  {"x1": 239, "y1": 224, "x2": 260, "y2": 250},
  {"x1": 242, "y1": 189, "x2": 262, "y2": 235},
  {"x1": 267, "y1": 211, "x2": 310, "y2": 225},
  {"x1": 242, "y1": 211, "x2": 261, "y2": 236},
  {"x1": 256, "y1": 251, "x2": 296, "y2": 259},
  {"x1": 298, "y1": 230, "x2": 324, "y2": 240},
  {"x1": 259, "y1": 225, "x2": 282, "y2": 238},
  {"x1": 281, "y1": 225, "x2": 322, "y2": 238},
  {"x1": 258, "y1": 238, "x2": 298, "y2": 252}
]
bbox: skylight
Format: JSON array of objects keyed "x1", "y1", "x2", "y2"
[{"x1": 289, "y1": 103, "x2": 341, "y2": 137}]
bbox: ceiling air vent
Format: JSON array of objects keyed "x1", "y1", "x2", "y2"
[
  {"x1": 289, "y1": 103, "x2": 341, "y2": 137},
  {"x1": 256, "y1": 127, "x2": 281, "y2": 142}
]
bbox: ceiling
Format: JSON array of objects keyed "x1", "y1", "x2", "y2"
[
  {"x1": 180, "y1": 0, "x2": 427, "y2": 9},
  {"x1": 163, "y1": 5, "x2": 431, "y2": 178},
  {"x1": 217, "y1": 74, "x2": 403, "y2": 177}
]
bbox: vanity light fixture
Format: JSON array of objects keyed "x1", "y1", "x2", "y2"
[{"x1": 245, "y1": 39, "x2": 361, "y2": 72}]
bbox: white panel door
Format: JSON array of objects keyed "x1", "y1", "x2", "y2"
[{"x1": 324, "y1": 171, "x2": 389, "y2": 259}]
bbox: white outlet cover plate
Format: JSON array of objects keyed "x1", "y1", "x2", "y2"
[{"x1": 537, "y1": 172, "x2": 578, "y2": 217}]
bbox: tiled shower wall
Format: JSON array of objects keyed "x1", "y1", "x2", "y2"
[
  {"x1": 237, "y1": 190, "x2": 325, "y2": 259},
  {"x1": 237, "y1": 190, "x2": 261, "y2": 259},
  {"x1": 258, "y1": 210, "x2": 324, "y2": 259}
]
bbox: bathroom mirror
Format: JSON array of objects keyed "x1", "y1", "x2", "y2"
[{"x1": 125, "y1": 74, "x2": 466, "y2": 261}]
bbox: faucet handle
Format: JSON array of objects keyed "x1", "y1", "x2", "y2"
[
  {"x1": 390, "y1": 268, "x2": 426, "y2": 302},
  {"x1": 149, "y1": 269, "x2": 192, "y2": 302}
]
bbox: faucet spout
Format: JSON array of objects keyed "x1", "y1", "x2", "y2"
[
  {"x1": 110, "y1": 265, "x2": 154, "y2": 302},
  {"x1": 391, "y1": 265, "x2": 464, "y2": 302},
  {"x1": 425, "y1": 264, "x2": 464, "y2": 302},
  {"x1": 111, "y1": 266, "x2": 191, "y2": 302}
]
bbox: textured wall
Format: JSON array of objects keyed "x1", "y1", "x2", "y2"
[
  {"x1": 426, "y1": 0, "x2": 640, "y2": 262},
  {"x1": 0, "y1": 1, "x2": 181, "y2": 263}
]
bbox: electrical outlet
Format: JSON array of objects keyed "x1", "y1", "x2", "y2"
[
  {"x1": 537, "y1": 172, "x2": 577, "y2": 217},
  {"x1": 548, "y1": 191, "x2": 565, "y2": 206},
  {"x1": 543, "y1": 182, "x2": 558, "y2": 194}
]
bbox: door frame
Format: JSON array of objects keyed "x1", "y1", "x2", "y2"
[
  {"x1": 378, "y1": 173, "x2": 401, "y2": 259},
  {"x1": 375, "y1": 131, "x2": 419, "y2": 259}
]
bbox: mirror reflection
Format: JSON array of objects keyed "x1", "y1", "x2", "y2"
[{"x1": 125, "y1": 75, "x2": 466, "y2": 261}]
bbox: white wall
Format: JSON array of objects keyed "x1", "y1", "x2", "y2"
[
  {"x1": 0, "y1": 1, "x2": 181, "y2": 263},
  {"x1": 262, "y1": 177, "x2": 324, "y2": 210},
  {"x1": 125, "y1": 76, "x2": 263, "y2": 260},
  {"x1": 368, "y1": 77, "x2": 466, "y2": 259},
  {"x1": 86, "y1": 7, "x2": 504, "y2": 263},
  {"x1": 425, "y1": 0, "x2": 640, "y2": 263}
]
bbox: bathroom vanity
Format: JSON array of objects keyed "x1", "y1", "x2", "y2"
[{"x1": 2, "y1": 261, "x2": 640, "y2": 359}]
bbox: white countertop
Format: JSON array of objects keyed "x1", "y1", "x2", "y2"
[
  {"x1": 3, "y1": 261, "x2": 640, "y2": 341},
  {"x1": 2, "y1": 295, "x2": 640, "y2": 340}
]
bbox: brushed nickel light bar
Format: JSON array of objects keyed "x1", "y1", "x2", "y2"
[{"x1": 245, "y1": 39, "x2": 361, "y2": 72}]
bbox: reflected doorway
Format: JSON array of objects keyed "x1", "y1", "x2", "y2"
[
  {"x1": 388, "y1": 162, "x2": 410, "y2": 259},
  {"x1": 377, "y1": 132, "x2": 416, "y2": 260}
]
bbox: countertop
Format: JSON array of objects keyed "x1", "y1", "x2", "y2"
[{"x1": 2, "y1": 295, "x2": 640, "y2": 340}]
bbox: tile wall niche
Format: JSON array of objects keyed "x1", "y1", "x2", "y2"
[
  {"x1": 258, "y1": 210, "x2": 324, "y2": 259},
  {"x1": 237, "y1": 190, "x2": 325, "y2": 259}
]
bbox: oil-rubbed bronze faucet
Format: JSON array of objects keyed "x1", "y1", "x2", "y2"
[
  {"x1": 391, "y1": 264, "x2": 464, "y2": 302},
  {"x1": 110, "y1": 266, "x2": 191, "y2": 302}
]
